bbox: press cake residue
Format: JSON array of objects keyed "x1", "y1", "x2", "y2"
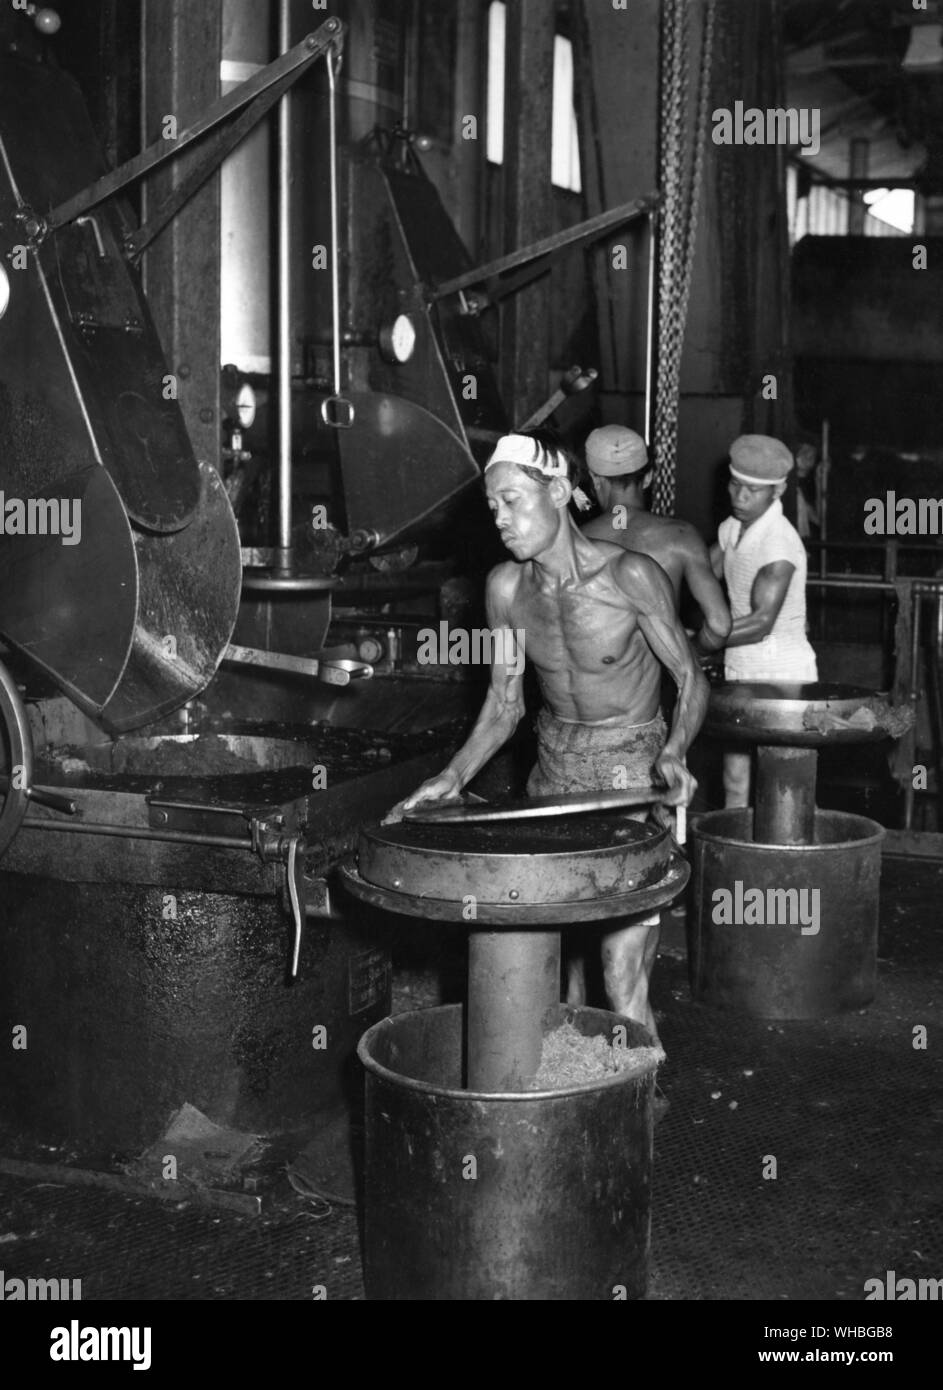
[
  {"x1": 801, "y1": 697, "x2": 914, "y2": 739},
  {"x1": 530, "y1": 1020, "x2": 665, "y2": 1090}
]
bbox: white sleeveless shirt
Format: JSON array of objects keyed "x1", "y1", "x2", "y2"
[{"x1": 718, "y1": 499, "x2": 817, "y2": 682}]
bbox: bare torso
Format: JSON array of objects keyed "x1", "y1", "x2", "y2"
[
  {"x1": 581, "y1": 509, "x2": 695, "y2": 600},
  {"x1": 496, "y1": 543, "x2": 662, "y2": 723}
]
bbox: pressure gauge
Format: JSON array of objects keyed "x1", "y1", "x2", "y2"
[
  {"x1": 235, "y1": 382, "x2": 256, "y2": 429},
  {"x1": 378, "y1": 313, "x2": 417, "y2": 364},
  {"x1": 0, "y1": 263, "x2": 9, "y2": 320}
]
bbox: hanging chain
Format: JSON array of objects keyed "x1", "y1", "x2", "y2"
[{"x1": 652, "y1": 0, "x2": 716, "y2": 517}]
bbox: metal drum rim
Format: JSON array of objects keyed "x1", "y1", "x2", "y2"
[
  {"x1": 358, "y1": 819, "x2": 670, "y2": 865},
  {"x1": 357, "y1": 1002, "x2": 663, "y2": 1103},
  {"x1": 691, "y1": 808, "x2": 886, "y2": 851},
  {"x1": 338, "y1": 853, "x2": 689, "y2": 923}
]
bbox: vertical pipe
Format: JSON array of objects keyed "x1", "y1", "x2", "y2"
[
  {"x1": 276, "y1": 0, "x2": 293, "y2": 563},
  {"x1": 467, "y1": 931, "x2": 561, "y2": 1092},
  {"x1": 644, "y1": 210, "x2": 656, "y2": 445},
  {"x1": 754, "y1": 746, "x2": 818, "y2": 845},
  {"x1": 818, "y1": 417, "x2": 829, "y2": 642},
  {"x1": 904, "y1": 590, "x2": 922, "y2": 830}
]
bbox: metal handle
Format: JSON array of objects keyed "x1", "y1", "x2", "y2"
[
  {"x1": 287, "y1": 835, "x2": 303, "y2": 978},
  {"x1": 0, "y1": 777, "x2": 77, "y2": 816},
  {"x1": 0, "y1": 659, "x2": 32, "y2": 861},
  {"x1": 320, "y1": 395, "x2": 354, "y2": 429}
]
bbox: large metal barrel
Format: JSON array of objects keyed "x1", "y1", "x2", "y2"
[
  {"x1": 0, "y1": 874, "x2": 390, "y2": 1153},
  {"x1": 690, "y1": 809, "x2": 884, "y2": 1019},
  {"x1": 358, "y1": 1002, "x2": 660, "y2": 1301}
]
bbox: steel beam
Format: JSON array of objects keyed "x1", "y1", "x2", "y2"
[
  {"x1": 500, "y1": 0, "x2": 555, "y2": 424},
  {"x1": 141, "y1": 0, "x2": 223, "y2": 471}
]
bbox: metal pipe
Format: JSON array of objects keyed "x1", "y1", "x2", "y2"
[
  {"x1": 903, "y1": 590, "x2": 922, "y2": 831},
  {"x1": 926, "y1": 611, "x2": 943, "y2": 831},
  {"x1": 754, "y1": 747, "x2": 818, "y2": 845},
  {"x1": 467, "y1": 930, "x2": 561, "y2": 1091},
  {"x1": 326, "y1": 46, "x2": 342, "y2": 406},
  {"x1": 22, "y1": 817, "x2": 251, "y2": 850},
  {"x1": 644, "y1": 210, "x2": 656, "y2": 445},
  {"x1": 276, "y1": 0, "x2": 293, "y2": 561}
]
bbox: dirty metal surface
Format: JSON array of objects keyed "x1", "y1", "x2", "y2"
[
  {"x1": 357, "y1": 814, "x2": 673, "y2": 904},
  {"x1": 340, "y1": 853, "x2": 689, "y2": 924},
  {"x1": 706, "y1": 682, "x2": 897, "y2": 747}
]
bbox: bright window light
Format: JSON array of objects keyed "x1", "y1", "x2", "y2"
[
  {"x1": 487, "y1": 2, "x2": 505, "y2": 165},
  {"x1": 487, "y1": 2, "x2": 582, "y2": 192},
  {"x1": 863, "y1": 187, "x2": 915, "y2": 233}
]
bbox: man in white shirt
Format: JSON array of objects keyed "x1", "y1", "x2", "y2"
[{"x1": 710, "y1": 435, "x2": 818, "y2": 807}]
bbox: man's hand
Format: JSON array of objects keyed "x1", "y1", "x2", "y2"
[
  {"x1": 654, "y1": 750, "x2": 697, "y2": 807},
  {"x1": 383, "y1": 768, "x2": 463, "y2": 825}
]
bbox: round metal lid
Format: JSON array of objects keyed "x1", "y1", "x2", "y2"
[{"x1": 357, "y1": 814, "x2": 672, "y2": 906}]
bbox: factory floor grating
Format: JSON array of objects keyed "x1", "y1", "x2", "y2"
[{"x1": 0, "y1": 857, "x2": 940, "y2": 1303}]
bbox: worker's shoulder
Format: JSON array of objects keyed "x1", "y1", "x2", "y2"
[
  {"x1": 580, "y1": 513, "x2": 616, "y2": 543},
  {"x1": 764, "y1": 509, "x2": 807, "y2": 557},
  {"x1": 485, "y1": 560, "x2": 522, "y2": 601},
  {"x1": 607, "y1": 544, "x2": 668, "y2": 591}
]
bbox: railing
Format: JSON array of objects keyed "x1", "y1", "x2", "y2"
[{"x1": 805, "y1": 561, "x2": 943, "y2": 830}]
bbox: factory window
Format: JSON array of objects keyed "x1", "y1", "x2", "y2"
[
  {"x1": 863, "y1": 187, "x2": 914, "y2": 235},
  {"x1": 486, "y1": 1, "x2": 582, "y2": 193},
  {"x1": 788, "y1": 166, "x2": 909, "y2": 243}
]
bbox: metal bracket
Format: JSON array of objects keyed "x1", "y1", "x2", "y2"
[
  {"x1": 32, "y1": 19, "x2": 347, "y2": 242},
  {"x1": 146, "y1": 797, "x2": 253, "y2": 837}
]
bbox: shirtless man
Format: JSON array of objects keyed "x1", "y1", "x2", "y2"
[
  {"x1": 580, "y1": 425, "x2": 731, "y2": 656},
  {"x1": 388, "y1": 431, "x2": 708, "y2": 1039}
]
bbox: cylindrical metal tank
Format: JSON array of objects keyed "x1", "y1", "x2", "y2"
[
  {"x1": 690, "y1": 809, "x2": 884, "y2": 1019},
  {"x1": 358, "y1": 1003, "x2": 660, "y2": 1301},
  {"x1": 0, "y1": 874, "x2": 390, "y2": 1153}
]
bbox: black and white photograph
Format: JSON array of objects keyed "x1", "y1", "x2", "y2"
[{"x1": 0, "y1": 0, "x2": 940, "y2": 1344}]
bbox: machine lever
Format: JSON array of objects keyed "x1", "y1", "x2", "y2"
[
  {"x1": 517, "y1": 364, "x2": 599, "y2": 431},
  {"x1": 287, "y1": 835, "x2": 304, "y2": 979},
  {"x1": 223, "y1": 644, "x2": 372, "y2": 686},
  {"x1": 0, "y1": 775, "x2": 76, "y2": 816}
]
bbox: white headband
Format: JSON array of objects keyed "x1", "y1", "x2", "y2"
[
  {"x1": 730, "y1": 466, "x2": 785, "y2": 487},
  {"x1": 485, "y1": 434, "x2": 569, "y2": 477}
]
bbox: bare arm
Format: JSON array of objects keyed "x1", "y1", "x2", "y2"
[
  {"x1": 725, "y1": 560, "x2": 794, "y2": 647},
  {"x1": 385, "y1": 567, "x2": 525, "y2": 820},
  {"x1": 683, "y1": 536, "x2": 731, "y2": 654},
  {"x1": 709, "y1": 540, "x2": 723, "y2": 580},
  {"x1": 617, "y1": 554, "x2": 709, "y2": 804}
]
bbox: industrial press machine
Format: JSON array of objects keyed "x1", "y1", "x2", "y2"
[{"x1": 0, "y1": 5, "x2": 621, "y2": 1170}]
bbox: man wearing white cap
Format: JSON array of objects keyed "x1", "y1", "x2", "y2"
[
  {"x1": 711, "y1": 433, "x2": 818, "y2": 806},
  {"x1": 581, "y1": 424, "x2": 731, "y2": 657},
  {"x1": 388, "y1": 431, "x2": 708, "y2": 1040}
]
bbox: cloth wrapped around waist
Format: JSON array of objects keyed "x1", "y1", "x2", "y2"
[{"x1": 527, "y1": 709, "x2": 667, "y2": 798}]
